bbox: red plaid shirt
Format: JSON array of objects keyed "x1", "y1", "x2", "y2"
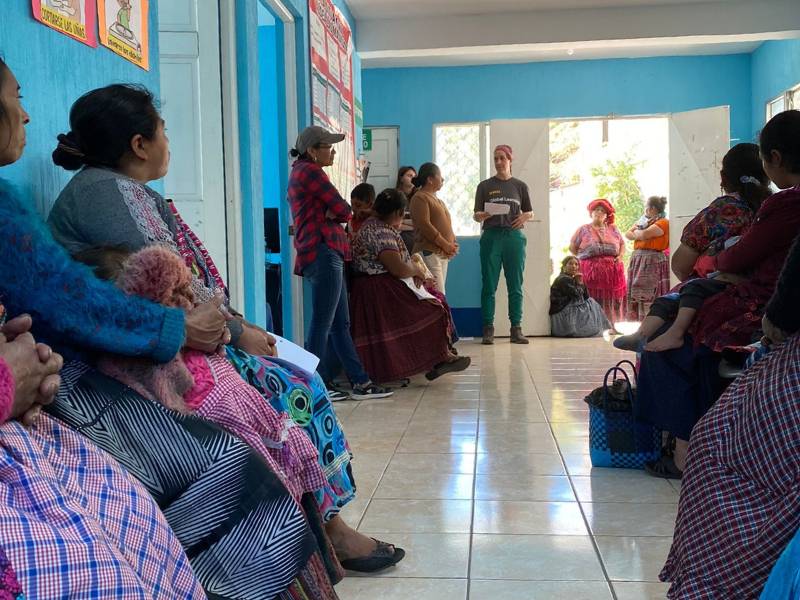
[{"x1": 288, "y1": 158, "x2": 352, "y2": 275}]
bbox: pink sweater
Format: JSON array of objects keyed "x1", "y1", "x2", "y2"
[{"x1": 0, "y1": 358, "x2": 15, "y2": 423}]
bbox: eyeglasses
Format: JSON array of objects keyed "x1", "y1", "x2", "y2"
[{"x1": 316, "y1": 143, "x2": 333, "y2": 150}]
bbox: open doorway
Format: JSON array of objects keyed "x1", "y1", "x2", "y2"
[
  {"x1": 549, "y1": 117, "x2": 670, "y2": 330},
  {"x1": 257, "y1": 0, "x2": 301, "y2": 340}
]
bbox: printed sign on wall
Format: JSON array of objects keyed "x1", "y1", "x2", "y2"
[
  {"x1": 308, "y1": 0, "x2": 356, "y2": 197},
  {"x1": 31, "y1": 0, "x2": 98, "y2": 47},
  {"x1": 98, "y1": 0, "x2": 149, "y2": 70}
]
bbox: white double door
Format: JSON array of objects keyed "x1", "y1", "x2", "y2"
[{"x1": 491, "y1": 106, "x2": 729, "y2": 335}]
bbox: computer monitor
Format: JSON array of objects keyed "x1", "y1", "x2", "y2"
[{"x1": 264, "y1": 207, "x2": 280, "y2": 253}]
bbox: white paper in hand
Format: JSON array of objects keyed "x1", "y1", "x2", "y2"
[
  {"x1": 401, "y1": 278, "x2": 438, "y2": 301},
  {"x1": 271, "y1": 334, "x2": 320, "y2": 377},
  {"x1": 485, "y1": 202, "x2": 511, "y2": 216}
]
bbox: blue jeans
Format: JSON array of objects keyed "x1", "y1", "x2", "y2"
[{"x1": 303, "y1": 244, "x2": 369, "y2": 385}]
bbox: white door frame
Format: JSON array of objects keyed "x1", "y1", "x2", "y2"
[
  {"x1": 218, "y1": 2, "x2": 245, "y2": 310},
  {"x1": 220, "y1": 0, "x2": 301, "y2": 338}
]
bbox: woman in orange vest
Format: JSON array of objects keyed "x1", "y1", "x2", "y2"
[{"x1": 624, "y1": 196, "x2": 670, "y2": 321}]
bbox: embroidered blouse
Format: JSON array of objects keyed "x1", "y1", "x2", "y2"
[
  {"x1": 48, "y1": 167, "x2": 220, "y2": 304},
  {"x1": 570, "y1": 224, "x2": 624, "y2": 260},
  {"x1": 680, "y1": 194, "x2": 755, "y2": 257},
  {"x1": 352, "y1": 217, "x2": 411, "y2": 275}
]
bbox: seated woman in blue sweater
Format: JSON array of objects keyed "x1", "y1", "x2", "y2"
[{"x1": 0, "y1": 56, "x2": 350, "y2": 597}]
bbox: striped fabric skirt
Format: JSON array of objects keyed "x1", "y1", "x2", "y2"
[
  {"x1": 626, "y1": 249, "x2": 670, "y2": 321},
  {"x1": 48, "y1": 362, "x2": 340, "y2": 600}
]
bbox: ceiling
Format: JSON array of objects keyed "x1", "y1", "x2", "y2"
[
  {"x1": 346, "y1": 0, "x2": 737, "y2": 20},
  {"x1": 347, "y1": 0, "x2": 800, "y2": 69},
  {"x1": 360, "y1": 39, "x2": 762, "y2": 69}
]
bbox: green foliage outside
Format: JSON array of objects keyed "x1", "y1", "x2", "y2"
[{"x1": 590, "y1": 155, "x2": 645, "y2": 266}]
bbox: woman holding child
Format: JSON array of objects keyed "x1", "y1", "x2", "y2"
[
  {"x1": 629, "y1": 117, "x2": 800, "y2": 482},
  {"x1": 624, "y1": 195, "x2": 670, "y2": 321},
  {"x1": 45, "y1": 85, "x2": 405, "y2": 575}
]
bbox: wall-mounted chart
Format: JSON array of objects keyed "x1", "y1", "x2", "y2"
[
  {"x1": 97, "y1": 0, "x2": 149, "y2": 70},
  {"x1": 308, "y1": 0, "x2": 356, "y2": 197},
  {"x1": 31, "y1": 0, "x2": 98, "y2": 47}
]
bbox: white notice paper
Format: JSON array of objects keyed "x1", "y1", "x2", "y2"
[
  {"x1": 401, "y1": 278, "x2": 438, "y2": 301},
  {"x1": 272, "y1": 334, "x2": 320, "y2": 377},
  {"x1": 485, "y1": 202, "x2": 510, "y2": 216}
]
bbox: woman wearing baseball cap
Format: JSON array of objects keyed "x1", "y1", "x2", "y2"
[{"x1": 287, "y1": 126, "x2": 394, "y2": 401}]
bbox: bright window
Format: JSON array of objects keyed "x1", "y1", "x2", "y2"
[
  {"x1": 766, "y1": 94, "x2": 787, "y2": 121},
  {"x1": 433, "y1": 123, "x2": 489, "y2": 236},
  {"x1": 790, "y1": 83, "x2": 800, "y2": 109}
]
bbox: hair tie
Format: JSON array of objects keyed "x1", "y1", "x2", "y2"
[
  {"x1": 56, "y1": 132, "x2": 86, "y2": 158},
  {"x1": 740, "y1": 175, "x2": 761, "y2": 185}
]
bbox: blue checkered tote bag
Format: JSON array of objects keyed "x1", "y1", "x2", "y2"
[{"x1": 587, "y1": 360, "x2": 661, "y2": 469}]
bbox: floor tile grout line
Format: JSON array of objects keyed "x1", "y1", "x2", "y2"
[
  {"x1": 523, "y1": 342, "x2": 620, "y2": 600},
  {"x1": 464, "y1": 351, "x2": 485, "y2": 600}
]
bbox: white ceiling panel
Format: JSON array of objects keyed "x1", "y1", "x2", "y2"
[{"x1": 346, "y1": 0, "x2": 738, "y2": 20}]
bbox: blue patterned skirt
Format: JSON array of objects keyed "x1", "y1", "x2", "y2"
[{"x1": 226, "y1": 348, "x2": 356, "y2": 521}]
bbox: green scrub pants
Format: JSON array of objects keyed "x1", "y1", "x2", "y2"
[{"x1": 480, "y1": 228, "x2": 527, "y2": 327}]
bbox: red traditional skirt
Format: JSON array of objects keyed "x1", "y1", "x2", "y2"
[
  {"x1": 350, "y1": 273, "x2": 451, "y2": 383},
  {"x1": 580, "y1": 255, "x2": 627, "y2": 324}
]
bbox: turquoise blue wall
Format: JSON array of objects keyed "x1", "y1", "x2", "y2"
[
  {"x1": 0, "y1": 2, "x2": 160, "y2": 213},
  {"x1": 363, "y1": 54, "x2": 753, "y2": 170},
  {"x1": 362, "y1": 53, "x2": 753, "y2": 332},
  {"x1": 259, "y1": 23, "x2": 284, "y2": 210},
  {"x1": 751, "y1": 39, "x2": 800, "y2": 139}
]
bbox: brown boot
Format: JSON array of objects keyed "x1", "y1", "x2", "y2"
[
  {"x1": 510, "y1": 326, "x2": 529, "y2": 344},
  {"x1": 482, "y1": 325, "x2": 495, "y2": 345}
]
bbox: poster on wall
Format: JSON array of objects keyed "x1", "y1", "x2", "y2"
[
  {"x1": 308, "y1": 0, "x2": 356, "y2": 197},
  {"x1": 31, "y1": 0, "x2": 98, "y2": 47},
  {"x1": 97, "y1": 0, "x2": 149, "y2": 70}
]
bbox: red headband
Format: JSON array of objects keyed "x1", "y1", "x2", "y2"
[
  {"x1": 587, "y1": 199, "x2": 615, "y2": 225},
  {"x1": 494, "y1": 145, "x2": 513, "y2": 161}
]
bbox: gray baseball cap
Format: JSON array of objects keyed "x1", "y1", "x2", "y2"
[{"x1": 295, "y1": 125, "x2": 345, "y2": 154}]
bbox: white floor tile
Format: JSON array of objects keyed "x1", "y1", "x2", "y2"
[{"x1": 337, "y1": 338, "x2": 682, "y2": 599}]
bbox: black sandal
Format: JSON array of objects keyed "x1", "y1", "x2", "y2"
[
  {"x1": 339, "y1": 538, "x2": 406, "y2": 573},
  {"x1": 644, "y1": 455, "x2": 683, "y2": 480}
]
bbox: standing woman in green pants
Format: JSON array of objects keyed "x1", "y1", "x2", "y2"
[{"x1": 474, "y1": 145, "x2": 534, "y2": 344}]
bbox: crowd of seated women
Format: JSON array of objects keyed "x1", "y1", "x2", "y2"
[
  {"x1": 603, "y1": 109, "x2": 800, "y2": 598},
  {"x1": 0, "y1": 56, "x2": 414, "y2": 599}
]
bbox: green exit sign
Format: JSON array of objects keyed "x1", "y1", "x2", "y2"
[{"x1": 362, "y1": 129, "x2": 372, "y2": 151}]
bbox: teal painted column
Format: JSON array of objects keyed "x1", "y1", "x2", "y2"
[{"x1": 235, "y1": 0, "x2": 268, "y2": 327}]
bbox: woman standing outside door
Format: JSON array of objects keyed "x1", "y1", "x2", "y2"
[{"x1": 474, "y1": 145, "x2": 534, "y2": 344}]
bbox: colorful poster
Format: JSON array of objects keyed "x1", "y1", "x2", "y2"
[
  {"x1": 97, "y1": 0, "x2": 149, "y2": 70},
  {"x1": 308, "y1": 0, "x2": 356, "y2": 197},
  {"x1": 31, "y1": 0, "x2": 98, "y2": 47}
]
